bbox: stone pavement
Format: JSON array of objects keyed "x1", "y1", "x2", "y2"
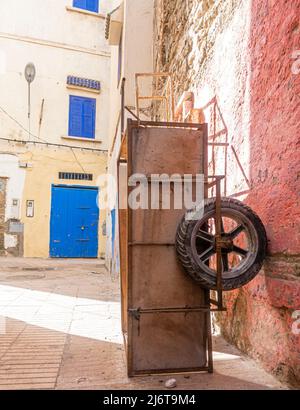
[{"x1": 0, "y1": 258, "x2": 288, "y2": 390}]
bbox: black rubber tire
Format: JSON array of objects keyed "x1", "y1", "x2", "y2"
[{"x1": 175, "y1": 197, "x2": 267, "y2": 291}]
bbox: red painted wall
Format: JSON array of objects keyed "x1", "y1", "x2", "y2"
[
  {"x1": 221, "y1": 0, "x2": 300, "y2": 386},
  {"x1": 248, "y1": 0, "x2": 300, "y2": 254},
  {"x1": 155, "y1": 0, "x2": 300, "y2": 385}
]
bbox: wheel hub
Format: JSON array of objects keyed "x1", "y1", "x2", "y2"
[{"x1": 214, "y1": 236, "x2": 234, "y2": 253}]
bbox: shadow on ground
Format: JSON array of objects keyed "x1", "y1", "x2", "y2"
[{"x1": 0, "y1": 258, "x2": 288, "y2": 390}]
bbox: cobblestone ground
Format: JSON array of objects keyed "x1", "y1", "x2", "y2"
[{"x1": 0, "y1": 258, "x2": 288, "y2": 390}]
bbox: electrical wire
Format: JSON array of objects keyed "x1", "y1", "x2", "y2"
[
  {"x1": 71, "y1": 148, "x2": 86, "y2": 173},
  {"x1": 0, "y1": 105, "x2": 48, "y2": 143},
  {"x1": 0, "y1": 136, "x2": 107, "y2": 153},
  {"x1": 0, "y1": 105, "x2": 108, "y2": 153}
]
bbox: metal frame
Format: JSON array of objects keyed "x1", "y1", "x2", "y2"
[
  {"x1": 206, "y1": 174, "x2": 226, "y2": 311},
  {"x1": 127, "y1": 173, "x2": 226, "y2": 313},
  {"x1": 135, "y1": 73, "x2": 174, "y2": 122},
  {"x1": 117, "y1": 119, "x2": 226, "y2": 376}
]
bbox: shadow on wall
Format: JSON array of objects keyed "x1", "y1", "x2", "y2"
[
  {"x1": 199, "y1": 96, "x2": 252, "y2": 198},
  {"x1": 175, "y1": 93, "x2": 252, "y2": 198}
]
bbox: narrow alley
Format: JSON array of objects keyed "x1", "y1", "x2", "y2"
[{"x1": 0, "y1": 259, "x2": 287, "y2": 390}]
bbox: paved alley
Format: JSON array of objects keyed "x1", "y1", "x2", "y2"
[{"x1": 0, "y1": 258, "x2": 288, "y2": 390}]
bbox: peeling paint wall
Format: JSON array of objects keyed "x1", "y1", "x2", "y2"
[
  {"x1": 0, "y1": 154, "x2": 25, "y2": 256},
  {"x1": 154, "y1": 0, "x2": 300, "y2": 386}
]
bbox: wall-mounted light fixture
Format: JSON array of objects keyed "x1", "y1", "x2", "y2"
[
  {"x1": 26, "y1": 200, "x2": 34, "y2": 217},
  {"x1": 24, "y1": 63, "x2": 36, "y2": 141}
]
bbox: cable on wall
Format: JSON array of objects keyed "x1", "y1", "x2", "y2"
[{"x1": 0, "y1": 106, "x2": 108, "y2": 154}]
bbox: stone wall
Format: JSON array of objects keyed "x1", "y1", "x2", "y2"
[{"x1": 154, "y1": 0, "x2": 300, "y2": 386}]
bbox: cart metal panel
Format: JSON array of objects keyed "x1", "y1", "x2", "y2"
[{"x1": 118, "y1": 120, "x2": 210, "y2": 376}]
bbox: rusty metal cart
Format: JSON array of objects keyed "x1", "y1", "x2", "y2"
[{"x1": 116, "y1": 75, "x2": 267, "y2": 377}]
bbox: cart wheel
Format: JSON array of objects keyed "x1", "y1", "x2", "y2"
[{"x1": 175, "y1": 198, "x2": 267, "y2": 290}]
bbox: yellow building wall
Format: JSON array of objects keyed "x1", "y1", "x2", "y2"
[{"x1": 19, "y1": 146, "x2": 107, "y2": 258}]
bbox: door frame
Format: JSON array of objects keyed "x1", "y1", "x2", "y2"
[{"x1": 49, "y1": 184, "x2": 99, "y2": 258}]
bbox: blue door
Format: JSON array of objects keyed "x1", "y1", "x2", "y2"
[{"x1": 50, "y1": 185, "x2": 99, "y2": 258}]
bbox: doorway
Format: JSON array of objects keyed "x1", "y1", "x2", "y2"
[{"x1": 50, "y1": 185, "x2": 99, "y2": 258}]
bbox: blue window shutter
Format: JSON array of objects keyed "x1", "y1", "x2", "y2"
[
  {"x1": 69, "y1": 96, "x2": 96, "y2": 139},
  {"x1": 73, "y1": 0, "x2": 86, "y2": 10},
  {"x1": 82, "y1": 98, "x2": 96, "y2": 139},
  {"x1": 69, "y1": 96, "x2": 83, "y2": 137},
  {"x1": 87, "y1": 0, "x2": 99, "y2": 13},
  {"x1": 73, "y1": 0, "x2": 99, "y2": 12}
]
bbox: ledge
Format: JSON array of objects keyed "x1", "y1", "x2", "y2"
[
  {"x1": 67, "y1": 84, "x2": 100, "y2": 94},
  {"x1": 66, "y1": 6, "x2": 106, "y2": 19},
  {"x1": 62, "y1": 136, "x2": 102, "y2": 143},
  {"x1": 0, "y1": 32, "x2": 110, "y2": 57}
]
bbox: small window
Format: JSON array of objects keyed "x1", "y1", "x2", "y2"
[
  {"x1": 59, "y1": 172, "x2": 93, "y2": 181},
  {"x1": 73, "y1": 0, "x2": 99, "y2": 13},
  {"x1": 69, "y1": 95, "x2": 96, "y2": 139}
]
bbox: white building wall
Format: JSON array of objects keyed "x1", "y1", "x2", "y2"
[
  {"x1": 123, "y1": 0, "x2": 154, "y2": 110},
  {"x1": 0, "y1": 0, "x2": 110, "y2": 50},
  {"x1": 106, "y1": 0, "x2": 154, "y2": 272},
  {"x1": 0, "y1": 154, "x2": 26, "y2": 221},
  {"x1": 108, "y1": 0, "x2": 154, "y2": 147},
  {"x1": 0, "y1": 0, "x2": 111, "y2": 257},
  {"x1": 0, "y1": 0, "x2": 110, "y2": 150}
]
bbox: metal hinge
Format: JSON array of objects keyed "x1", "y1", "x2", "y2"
[
  {"x1": 128, "y1": 308, "x2": 141, "y2": 335},
  {"x1": 128, "y1": 308, "x2": 141, "y2": 320}
]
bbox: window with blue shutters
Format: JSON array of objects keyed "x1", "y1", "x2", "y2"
[
  {"x1": 73, "y1": 0, "x2": 99, "y2": 13},
  {"x1": 69, "y1": 96, "x2": 96, "y2": 139}
]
